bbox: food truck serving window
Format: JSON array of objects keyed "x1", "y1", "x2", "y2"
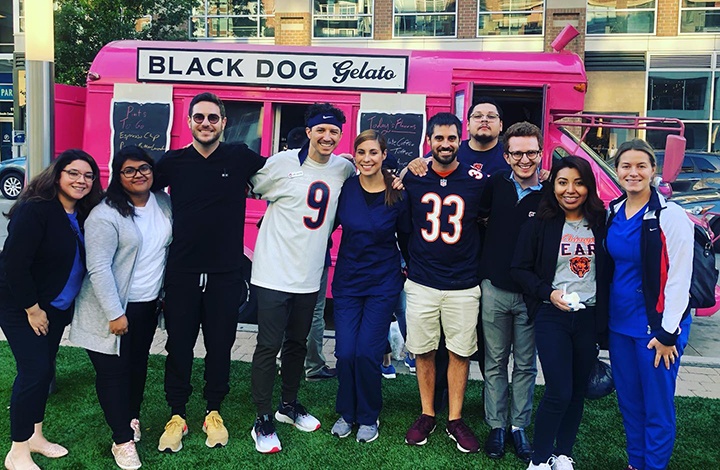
[{"x1": 224, "y1": 101, "x2": 263, "y2": 153}]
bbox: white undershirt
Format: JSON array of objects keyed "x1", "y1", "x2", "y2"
[{"x1": 128, "y1": 192, "x2": 172, "y2": 302}]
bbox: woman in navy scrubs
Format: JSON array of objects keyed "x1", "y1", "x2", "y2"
[{"x1": 331, "y1": 130, "x2": 410, "y2": 443}]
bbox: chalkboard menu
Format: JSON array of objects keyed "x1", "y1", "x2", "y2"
[
  {"x1": 359, "y1": 112, "x2": 425, "y2": 169},
  {"x1": 111, "y1": 101, "x2": 171, "y2": 161}
]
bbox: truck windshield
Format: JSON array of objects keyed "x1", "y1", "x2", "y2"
[{"x1": 558, "y1": 126, "x2": 620, "y2": 187}]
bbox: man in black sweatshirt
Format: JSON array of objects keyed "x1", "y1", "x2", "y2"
[{"x1": 479, "y1": 122, "x2": 544, "y2": 464}]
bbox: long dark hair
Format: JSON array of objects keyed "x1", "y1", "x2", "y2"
[
  {"x1": 354, "y1": 130, "x2": 403, "y2": 206},
  {"x1": 7, "y1": 149, "x2": 103, "y2": 224},
  {"x1": 106, "y1": 146, "x2": 155, "y2": 218},
  {"x1": 537, "y1": 156, "x2": 605, "y2": 227}
]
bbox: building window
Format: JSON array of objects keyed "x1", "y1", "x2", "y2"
[
  {"x1": 586, "y1": 0, "x2": 656, "y2": 35},
  {"x1": 646, "y1": 57, "x2": 720, "y2": 151},
  {"x1": 190, "y1": 0, "x2": 275, "y2": 39},
  {"x1": 681, "y1": 1, "x2": 720, "y2": 33},
  {"x1": 0, "y1": 1, "x2": 12, "y2": 53},
  {"x1": 313, "y1": 0, "x2": 373, "y2": 38},
  {"x1": 393, "y1": 0, "x2": 457, "y2": 37},
  {"x1": 477, "y1": 0, "x2": 544, "y2": 36}
]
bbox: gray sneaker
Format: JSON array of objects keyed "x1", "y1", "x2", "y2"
[
  {"x1": 356, "y1": 423, "x2": 379, "y2": 443},
  {"x1": 331, "y1": 417, "x2": 352, "y2": 438}
]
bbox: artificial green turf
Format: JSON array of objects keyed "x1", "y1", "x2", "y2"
[{"x1": 0, "y1": 342, "x2": 718, "y2": 469}]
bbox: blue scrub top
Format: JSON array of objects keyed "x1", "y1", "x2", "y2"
[{"x1": 333, "y1": 176, "x2": 410, "y2": 297}]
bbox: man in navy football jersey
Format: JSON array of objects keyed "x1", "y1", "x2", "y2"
[{"x1": 403, "y1": 112, "x2": 484, "y2": 453}]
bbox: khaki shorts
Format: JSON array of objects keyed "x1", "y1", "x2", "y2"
[{"x1": 404, "y1": 279, "x2": 481, "y2": 358}]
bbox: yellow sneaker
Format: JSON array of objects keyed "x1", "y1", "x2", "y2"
[
  {"x1": 203, "y1": 411, "x2": 229, "y2": 448},
  {"x1": 157, "y1": 415, "x2": 187, "y2": 453}
]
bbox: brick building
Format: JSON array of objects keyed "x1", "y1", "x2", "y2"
[{"x1": 191, "y1": 0, "x2": 720, "y2": 153}]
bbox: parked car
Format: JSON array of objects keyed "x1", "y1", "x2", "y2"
[
  {"x1": 657, "y1": 151, "x2": 720, "y2": 192},
  {"x1": 671, "y1": 188, "x2": 720, "y2": 251},
  {"x1": 0, "y1": 157, "x2": 25, "y2": 200}
]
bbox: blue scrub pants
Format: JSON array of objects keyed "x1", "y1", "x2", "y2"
[
  {"x1": 334, "y1": 293, "x2": 399, "y2": 425},
  {"x1": 609, "y1": 316, "x2": 691, "y2": 470}
]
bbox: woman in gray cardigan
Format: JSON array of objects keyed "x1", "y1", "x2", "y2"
[{"x1": 71, "y1": 146, "x2": 171, "y2": 470}]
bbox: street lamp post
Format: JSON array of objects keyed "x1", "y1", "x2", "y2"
[{"x1": 25, "y1": 0, "x2": 55, "y2": 179}]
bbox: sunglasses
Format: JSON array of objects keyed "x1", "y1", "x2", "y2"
[{"x1": 192, "y1": 113, "x2": 221, "y2": 124}]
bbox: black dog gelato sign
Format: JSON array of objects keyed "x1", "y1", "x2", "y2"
[{"x1": 137, "y1": 48, "x2": 408, "y2": 92}]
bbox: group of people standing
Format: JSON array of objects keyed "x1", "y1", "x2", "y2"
[{"x1": 0, "y1": 92, "x2": 694, "y2": 470}]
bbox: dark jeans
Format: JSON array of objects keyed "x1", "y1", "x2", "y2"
[
  {"x1": 86, "y1": 301, "x2": 158, "y2": 444},
  {"x1": 251, "y1": 286, "x2": 318, "y2": 416},
  {"x1": 0, "y1": 304, "x2": 71, "y2": 442},
  {"x1": 163, "y1": 270, "x2": 245, "y2": 415},
  {"x1": 532, "y1": 304, "x2": 597, "y2": 464}
]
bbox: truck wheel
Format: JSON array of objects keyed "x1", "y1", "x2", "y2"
[
  {"x1": 711, "y1": 217, "x2": 720, "y2": 253},
  {"x1": 0, "y1": 172, "x2": 24, "y2": 200}
]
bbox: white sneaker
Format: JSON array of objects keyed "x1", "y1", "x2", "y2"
[
  {"x1": 553, "y1": 455, "x2": 575, "y2": 470},
  {"x1": 275, "y1": 401, "x2": 321, "y2": 432},
  {"x1": 527, "y1": 457, "x2": 554, "y2": 470},
  {"x1": 130, "y1": 419, "x2": 141, "y2": 443},
  {"x1": 111, "y1": 441, "x2": 141, "y2": 470}
]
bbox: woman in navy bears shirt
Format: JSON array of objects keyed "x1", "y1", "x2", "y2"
[
  {"x1": 0, "y1": 149, "x2": 103, "y2": 470},
  {"x1": 511, "y1": 156, "x2": 608, "y2": 470},
  {"x1": 606, "y1": 139, "x2": 693, "y2": 470},
  {"x1": 330, "y1": 129, "x2": 411, "y2": 444}
]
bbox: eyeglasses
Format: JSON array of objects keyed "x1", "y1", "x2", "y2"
[
  {"x1": 62, "y1": 169, "x2": 97, "y2": 182},
  {"x1": 469, "y1": 113, "x2": 500, "y2": 122},
  {"x1": 507, "y1": 150, "x2": 541, "y2": 161},
  {"x1": 192, "y1": 113, "x2": 221, "y2": 124},
  {"x1": 120, "y1": 164, "x2": 153, "y2": 178}
]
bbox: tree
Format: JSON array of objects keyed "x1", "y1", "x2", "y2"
[{"x1": 55, "y1": 0, "x2": 197, "y2": 86}]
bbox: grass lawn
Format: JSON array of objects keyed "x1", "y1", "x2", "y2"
[{"x1": 0, "y1": 343, "x2": 718, "y2": 469}]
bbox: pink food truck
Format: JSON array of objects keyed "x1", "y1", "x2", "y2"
[{"x1": 54, "y1": 35, "x2": 719, "y2": 317}]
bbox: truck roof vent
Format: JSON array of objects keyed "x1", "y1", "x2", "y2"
[{"x1": 649, "y1": 54, "x2": 712, "y2": 69}]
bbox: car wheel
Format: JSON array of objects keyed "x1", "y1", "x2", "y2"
[{"x1": 0, "y1": 172, "x2": 24, "y2": 200}]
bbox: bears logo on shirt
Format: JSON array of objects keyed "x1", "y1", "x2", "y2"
[
  {"x1": 569, "y1": 256, "x2": 591, "y2": 278},
  {"x1": 471, "y1": 163, "x2": 484, "y2": 172}
]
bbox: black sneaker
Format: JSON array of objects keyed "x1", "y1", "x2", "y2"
[{"x1": 251, "y1": 414, "x2": 281, "y2": 454}]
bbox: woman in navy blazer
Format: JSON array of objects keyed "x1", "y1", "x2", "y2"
[
  {"x1": 0, "y1": 149, "x2": 103, "y2": 470},
  {"x1": 331, "y1": 130, "x2": 410, "y2": 443}
]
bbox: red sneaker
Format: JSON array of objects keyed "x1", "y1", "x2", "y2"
[{"x1": 405, "y1": 414, "x2": 436, "y2": 446}]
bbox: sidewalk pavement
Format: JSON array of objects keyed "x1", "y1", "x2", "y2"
[{"x1": 3, "y1": 321, "x2": 714, "y2": 400}]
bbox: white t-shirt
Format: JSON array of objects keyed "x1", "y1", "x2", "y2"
[
  {"x1": 128, "y1": 192, "x2": 172, "y2": 302},
  {"x1": 249, "y1": 149, "x2": 355, "y2": 293}
]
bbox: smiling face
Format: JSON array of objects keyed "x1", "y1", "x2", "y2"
[
  {"x1": 307, "y1": 123, "x2": 342, "y2": 163},
  {"x1": 354, "y1": 138, "x2": 386, "y2": 177},
  {"x1": 120, "y1": 158, "x2": 154, "y2": 199},
  {"x1": 616, "y1": 149, "x2": 655, "y2": 197},
  {"x1": 428, "y1": 124, "x2": 460, "y2": 169},
  {"x1": 504, "y1": 135, "x2": 540, "y2": 185},
  {"x1": 554, "y1": 167, "x2": 588, "y2": 220},
  {"x1": 189, "y1": 100, "x2": 226, "y2": 148},
  {"x1": 467, "y1": 102, "x2": 503, "y2": 145},
  {"x1": 57, "y1": 159, "x2": 93, "y2": 209}
]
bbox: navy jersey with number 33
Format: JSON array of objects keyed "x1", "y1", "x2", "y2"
[{"x1": 404, "y1": 162, "x2": 485, "y2": 290}]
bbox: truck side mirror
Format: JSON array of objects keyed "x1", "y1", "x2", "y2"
[{"x1": 661, "y1": 134, "x2": 686, "y2": 184}]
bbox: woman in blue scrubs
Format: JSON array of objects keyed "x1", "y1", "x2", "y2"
[
  {"x1": 606, "y1": 139, "x2": 693, "y2": 470},
  {"x1": 331, "y1": 130, "x2": 410, "y2": 443}
]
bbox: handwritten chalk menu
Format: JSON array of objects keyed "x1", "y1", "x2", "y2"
[
  {"x1": 359, "y1": 112, "x2": 424, "y2": 169},
  {"x1": 111, "y1": 101, "x2": 171, "y2": 161}
]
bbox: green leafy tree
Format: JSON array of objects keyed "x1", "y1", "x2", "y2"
[{"x1": 55, "y1": 0, "x2": 197, "y2": 86}]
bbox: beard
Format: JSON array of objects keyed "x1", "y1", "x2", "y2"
[
  {"x1": 193, "y1": 128, "x2": 221, "y2": 147},
  {"x1": 432, "y1": 148, "x2": 458, "y2": 166},
  {"x1": 471, "y1": 133, "x2": 496, "y2": 145}
]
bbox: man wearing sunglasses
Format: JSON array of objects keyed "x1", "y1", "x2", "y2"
[
  {"x1": 479, "y1": 122, "x2": 545, "y2": 464},
  {"x1": 153, "y1": 92, "x2": 267, "y2": 453},
  {"x1": 247, "y1": 103, "x2": 355, "y2": 454}
]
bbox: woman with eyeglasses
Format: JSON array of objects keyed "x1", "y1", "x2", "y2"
[
  {"x1": 511, "y1": 157, "x2": 608, "y2": 470},
  {"x1": 0, "y1": 149, "x2": 103, "y2": 470},
  {"x1": 70, "y1": 146, "x2": 171, "y2": 470}
]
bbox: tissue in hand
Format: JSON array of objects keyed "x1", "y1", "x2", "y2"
[{"x1": 562, "y1": 292, "x2": 586, "y2": 311}]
